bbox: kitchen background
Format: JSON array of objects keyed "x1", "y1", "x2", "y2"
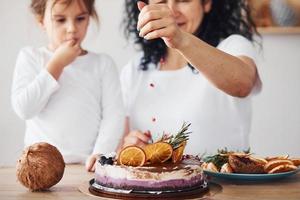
[{"x1": 1, "y1": 0, "x2": 299, "y2": 166}]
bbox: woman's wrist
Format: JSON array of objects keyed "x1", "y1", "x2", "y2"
[{"x1": 173, "y1": 31, "x2": 193, "y2": 52}]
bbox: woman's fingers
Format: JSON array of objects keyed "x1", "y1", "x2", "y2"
[
  {"x1": 137, "y1": 10, "x2": 161, "y2": 31},
  {"x1": 124, "y1": 135, "x2": 146, "y2": 146},
  {"x1": 137, "y1": 3, "x2": 170, "y2": 28},
  {"x1": 123, "y1": 130, "x2": 151, "y2": 148},
  {"x1": 137, "y1": 1, "x2": 147, "y2": 11},
  {"x1": 139, "y1": 18, "x2": 173, "y2": 38},
  {"x1": 91, "y1": 162, "x2": 96, "y2": 172},
  {"x1": 85, "y1": 155, "x2": 96, "y2": 172},
  {"x1": 131, "y1": 130, "x2": 151, "y2": 143},
  {"x1": 123, "y1": 137, "x2": 146, "y2": 148},
  {"x1": 138, "y1": 8, "x2": 170, "y2": 29},
  {"x1": 144, "y1": 27, "x2": 175, "y2": 40},
  {"x1": 137, "y1": 3, "x2": 179, "y2": 42},
  {"x1": 138, "y1": 3, "x2": 169, "y2": 16},
  {"x1": 85, "y1": 154, "x2": 99, "y2": 172}
]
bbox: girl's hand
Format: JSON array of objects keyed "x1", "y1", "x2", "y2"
[
  {"x1": 46, "y1": 40, "x2": 82, "y2": 79},
  {"x1": 123, "y1": 130, "x2": 152, "y2": 148},
  {"x1": 137, "y1": 1, "x2": 184, "y2": 49},
  {"x1": 51, "y1": 40, "x2": 82, "y2": 68},
  {"x1": 85, "y1": 153, "x2": 100, "y2": 172}
]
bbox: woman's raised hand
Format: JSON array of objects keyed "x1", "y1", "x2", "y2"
[{"x1": 137, "y1": 1, "x2": 184, "y2": 49}]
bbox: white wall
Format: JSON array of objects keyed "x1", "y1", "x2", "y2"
[
  {"x1": 0, "y1": 1, "x2": 299, "y2": 166},
  {"x1": 251, "y1": 34, "x2": 300, "y2": 156}
]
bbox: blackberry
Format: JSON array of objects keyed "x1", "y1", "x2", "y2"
[
  {"x1": 99, "y1": 156, "x2": 107, "y2": 165},
  {"x1": 105, "y1": 157, "x2": 114, "y2": 165},
  {"x1": 105, "y1": 159, "x2": 113, "y2": 165},
  {"x1": 98, "y1": 156, "x2": 114, "y2": 165}
]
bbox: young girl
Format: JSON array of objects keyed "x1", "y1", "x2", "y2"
[
  {"x1": 11, "y1": 0, "x2": 124, "y2": 171},
  {"x1": 119, "y1": 0, "x2": 262, "y2": 154}
]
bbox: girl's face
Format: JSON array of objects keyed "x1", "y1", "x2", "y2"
[
  {"x1": 148, "y1": 0, "x2": 212, "y2": 34},
  {"x1": 41, "y1": 0, "x2": 90, "y2": 50}
]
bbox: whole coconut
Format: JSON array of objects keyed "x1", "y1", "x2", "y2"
[{"x1": 16, "y1": 142, "x2": 65, "y2": 191}]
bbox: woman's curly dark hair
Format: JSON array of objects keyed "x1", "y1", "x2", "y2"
[{"x1": 124, "y1": 0, "x2": 258, "y2": 70}]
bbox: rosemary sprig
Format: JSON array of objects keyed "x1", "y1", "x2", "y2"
[
  {"x1": 203, "y1": 153, "x2": 228, "y2": 170},
  {"x1": 203, "y1": 147, "x2": 252, "y2": 170},
  {"x1": 168, "y1": 122, "x2": 191, "y2": 150}
]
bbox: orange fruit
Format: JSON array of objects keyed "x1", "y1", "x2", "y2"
[
  {"x1": 172, "y1": 141, "x2": 187, "y2": 163},
  {"x1": 144, "y1": 142, "x2": 173, "y2": 164},
  {"x1": 118, "y1": 146, "x2": 146, "y2": 167}
]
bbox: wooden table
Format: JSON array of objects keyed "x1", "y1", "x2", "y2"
[{"x1": 0, "y1": 164, "x2": 299, "y2": 200}]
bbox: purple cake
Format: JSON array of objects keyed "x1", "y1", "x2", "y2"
[{"x1": 95, "y1": 156, "x2": 207, "y2": 191}]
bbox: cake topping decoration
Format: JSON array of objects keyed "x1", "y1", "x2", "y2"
[
  {"x1": 171, "y1": 141, "x2": 187, "y2": 163},
  {"x1": 159, "y1": 122, "x2": 191, "y2": 150},
  {"x1": 118, "y1": 146, "x2": 146, "y2": 167},
  {"x1": 144, "y1": 142, "x2": 173, "y2": 164},
  {"x1": 99, "y1": 156, "x2": 114, "y2": 166},
  {"x1": 119, "y1": 122, "x2": 192, "y2": 167}
]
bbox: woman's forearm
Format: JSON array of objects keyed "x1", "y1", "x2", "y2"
[{"x1": 176, "y1": 32, "x2": 257, "y2": 97}]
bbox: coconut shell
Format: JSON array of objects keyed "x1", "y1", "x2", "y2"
[{"x1": 16, "y1": 142, "x2": 65, "y2": 191}]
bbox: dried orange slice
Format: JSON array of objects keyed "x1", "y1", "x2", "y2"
[
  {"x1": 291, "y1": 158, "x2": 300, "y2": 166},
  {"x1": 144, "y1": 142, "x2": 173, "y2": 164},
  {"x1": 268, "y1": 164, "x2": 297, "y2": 174},
  {"x1": 118, "y1": 146, "x2": 146, "y2": 167},
  {"x1": 172, "y1": 141, "x2": 187, "y2": 163},
  {"x1": 265, "y1": 155, "x2": 289, "y2": 161},
  {"x1": 264, "y1": 159, "x2": 294, "y2": 172}
]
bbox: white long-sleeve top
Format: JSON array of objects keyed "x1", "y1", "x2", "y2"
[
  {"x1": 11, "y1": 47, "x2": 125, "y2": 163},
  {"x1": 121, "y1": 35, "x2": 261, "y2": 155}
]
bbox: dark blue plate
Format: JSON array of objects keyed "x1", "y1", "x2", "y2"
[{"x1": 204, "y1": 167, "x2": 300, "y2": 181}]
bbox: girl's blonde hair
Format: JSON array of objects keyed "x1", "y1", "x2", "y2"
[{"x1": 30, "y1": 0, "x2": 99, "y2": 22}]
